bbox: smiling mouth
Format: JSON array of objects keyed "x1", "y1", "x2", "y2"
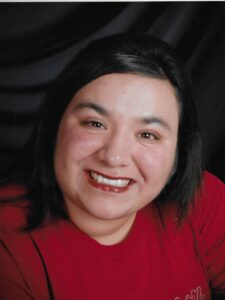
[{"x1": 87, "y1": 170, "x2": 133, "y2": 192}]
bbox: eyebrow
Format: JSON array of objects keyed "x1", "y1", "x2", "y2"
[
  {"x1": 73, "y1": 101, "x2": 171, "y2": 131},
  {"x1": 141, "y1": 116, "x2": 171, "y2": 131},
  {"x1": 73, "y1": 102, "x2": 109, "y2": 116}
]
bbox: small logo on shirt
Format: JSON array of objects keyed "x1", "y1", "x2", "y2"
[{"x1": 175, "y1": 286, "x2": 204, "y2": 300}]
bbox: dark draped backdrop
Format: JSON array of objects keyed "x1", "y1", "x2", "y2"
[{"x1": 0, "y1": 2, "x2": 225, "y2": 183}]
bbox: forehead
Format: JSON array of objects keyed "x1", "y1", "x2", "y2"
[
  {"x1": 74, "y1": 73, "x2": 176, "y2": 94},
  {"x1": 67, "y1": 73, "x2": 179, "y2": 118}
]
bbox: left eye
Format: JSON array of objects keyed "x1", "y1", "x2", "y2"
[
  {"x1": 89, "y1": 121, "x2": 104, "y2": 128},
  {"x1": 138, "y1": 131, "x2": 158, "y2": 140}
]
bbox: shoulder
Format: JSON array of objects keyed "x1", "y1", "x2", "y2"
[
  {"x1": 0, "y1": 186, "x2": 51, "y2": 300},
  {"x1": 190, "y1": 173, "x2": 225, "y2": 292},
  {"x1": 0, "y1": 184, "x2": 27, "y2": 199},
  {"x1": 192, "y1": 171, "x2": 225, "y2": 220},
  {"x1": 0, "y1": 185, "x2": 28, "y2": 235},
  {"x1": 201, "y1": 171, "x2": 225, "y2": 195},
  {"x1": 189, "y1": 170, "x2": 225, "y2": 253}
]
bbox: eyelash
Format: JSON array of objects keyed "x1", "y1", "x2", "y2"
[
  {"x1": 81, "y1": 120, "x2": 105, "y2": 129},
  {"x1": 138, "y1": 131, "x2": 159, "y2": 141}
]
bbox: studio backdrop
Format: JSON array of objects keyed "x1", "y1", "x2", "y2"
[{"x1": 0, "y1": 2, "x2": 225, "y2": 182}]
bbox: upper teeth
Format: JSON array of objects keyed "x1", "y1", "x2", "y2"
[{"x1": 90, "y1": 171, "x2": 130, "y2": 187}]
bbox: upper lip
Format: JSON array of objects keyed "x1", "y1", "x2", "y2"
[{"x1": 87, "y1": 169, "x2": 134, "y2": 181}]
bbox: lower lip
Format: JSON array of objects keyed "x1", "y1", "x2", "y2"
[{"x1": 87, "y1": 173, "x2": 131, "y2": 193}]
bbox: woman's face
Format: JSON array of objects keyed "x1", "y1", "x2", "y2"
[{"x1": 54, "y1": 73, "x2": 179, "y2": 225}]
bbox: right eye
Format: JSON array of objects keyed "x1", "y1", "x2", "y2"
[{"x1": 81, "y1": 120, "x2": 105, "y2": 129}]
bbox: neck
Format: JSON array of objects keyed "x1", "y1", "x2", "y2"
[{"x1": 66, "y1": 204, "x2": 136, "y2": 245}]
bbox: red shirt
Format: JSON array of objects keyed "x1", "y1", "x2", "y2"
[{"x1": 0, "y1": 172, "x2": 225, "y2": 300}]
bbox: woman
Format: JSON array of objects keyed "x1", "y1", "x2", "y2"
[{"x1": 0, "y1": 33, "x2": 225, "y2": 300}]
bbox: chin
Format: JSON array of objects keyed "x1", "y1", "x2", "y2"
[{"x1": 85, "y1": 203, "x2": 134, "y2": 221}]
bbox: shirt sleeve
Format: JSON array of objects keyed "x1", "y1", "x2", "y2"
[
  {"x1": 0, "y1": 241, "x2": 32, "y2": 300},
  {"x1": 0, "y1": 202, "x2": 51, "y2": 300},
  {"x1": 192, "y1": 172, "x2": 225, "y2": 294}
]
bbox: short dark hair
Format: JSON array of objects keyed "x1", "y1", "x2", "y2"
[{"x1": 25, "y1": 33, "x2": 203, "y2": 229}]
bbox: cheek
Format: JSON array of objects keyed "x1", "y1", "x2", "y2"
[
  {"x1": 55, "y1": 126, "x2": 104, "y2": 162},
  {"x1": 134, "y1": 145, "x2": 176, "y2": 180}
]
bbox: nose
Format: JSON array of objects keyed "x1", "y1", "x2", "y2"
[{"x1": 97, "y1": 130, "x2": 131, "y2": 167}]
